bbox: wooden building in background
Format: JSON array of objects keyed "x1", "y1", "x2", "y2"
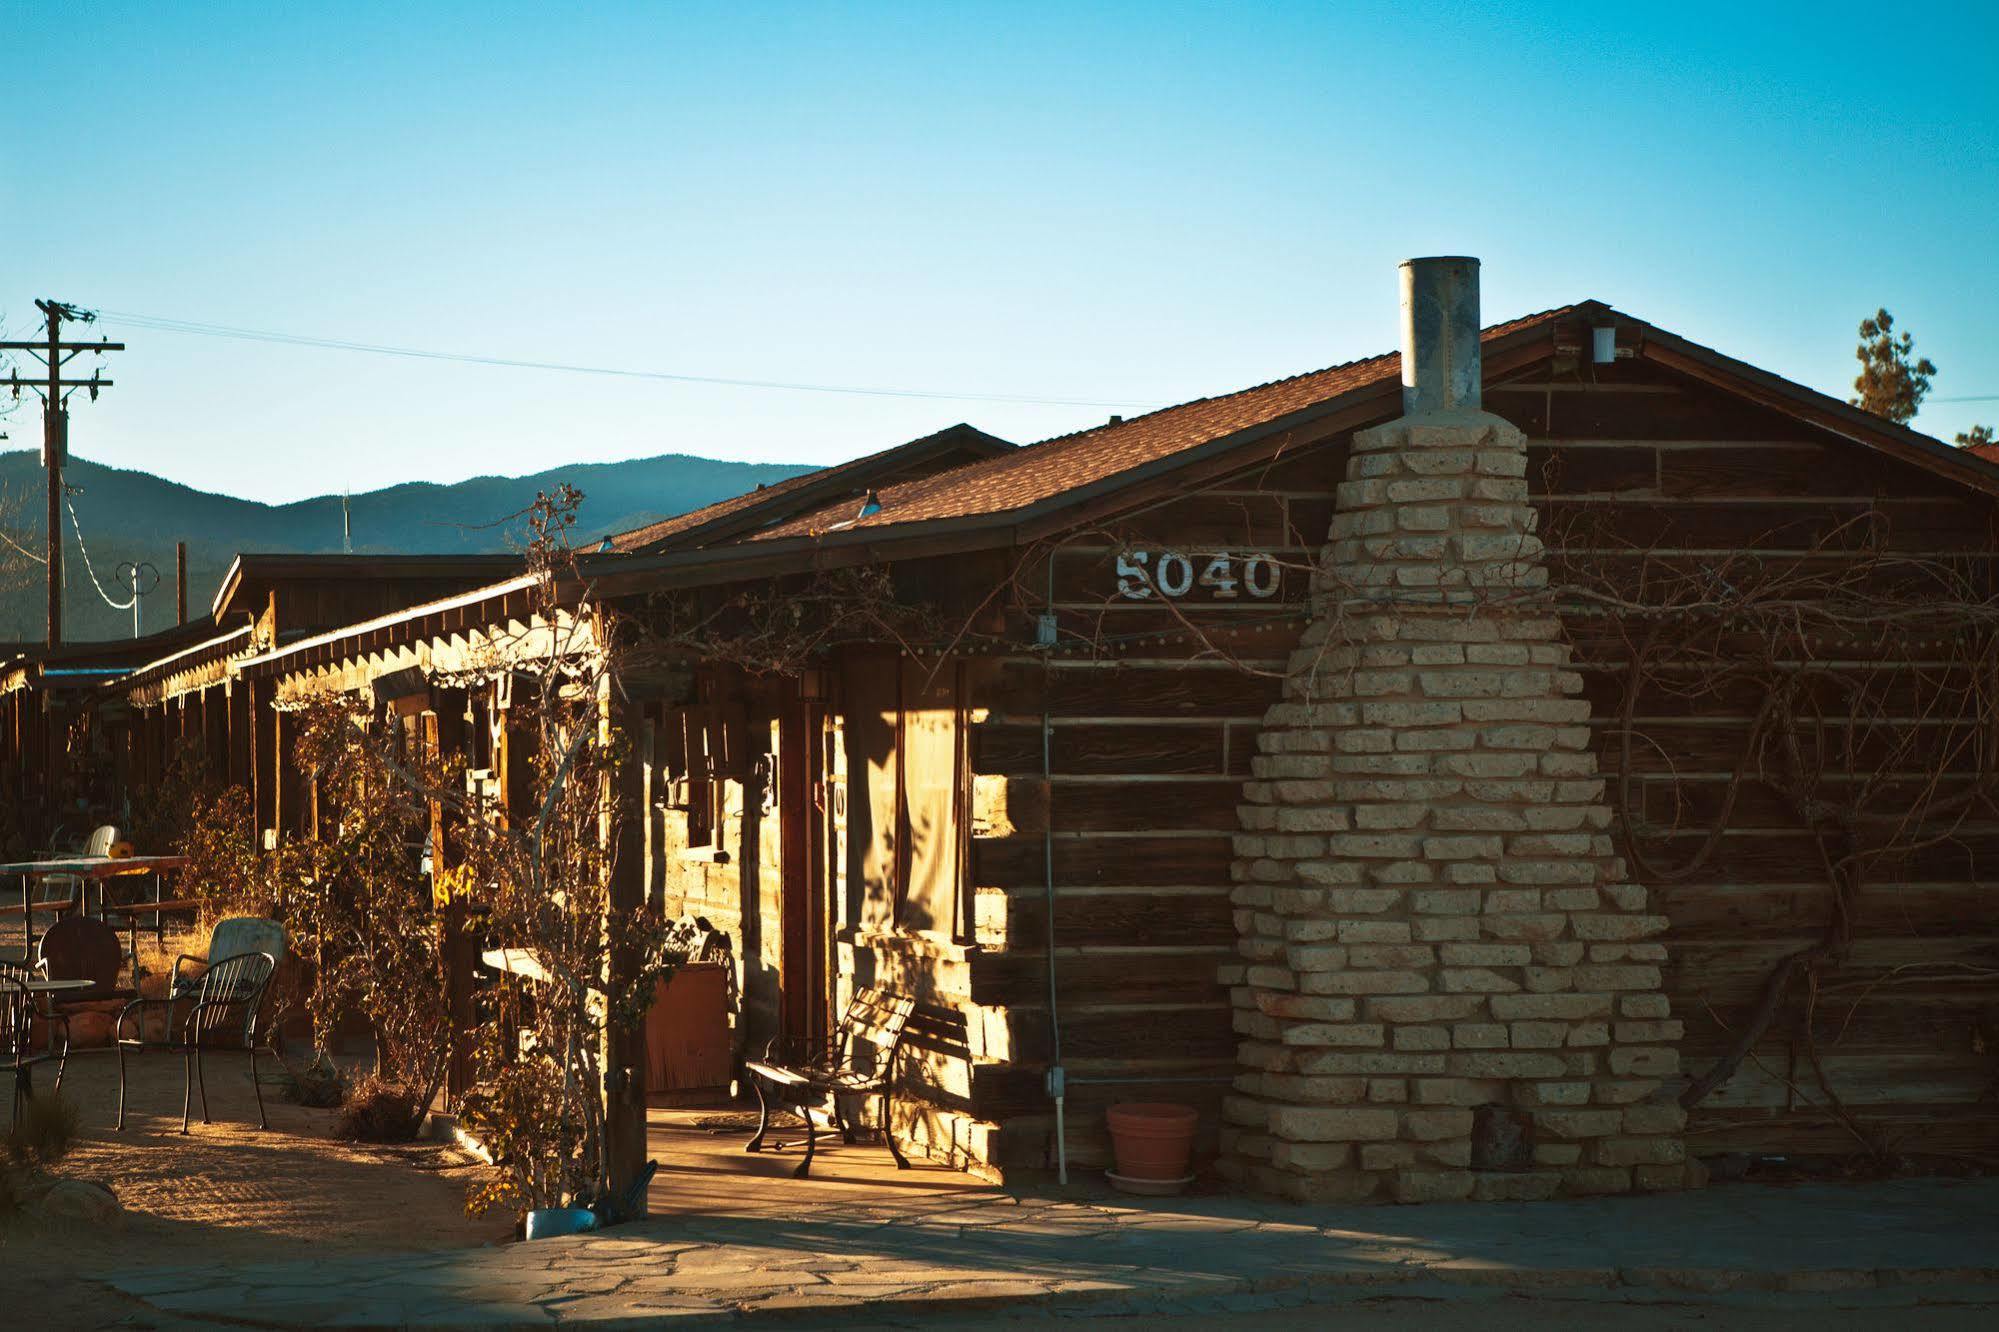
[{"x1": 1, "y1": 554, "x2": 519, "y2": 848}]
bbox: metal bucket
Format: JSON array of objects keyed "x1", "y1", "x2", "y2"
[{"x1": 524, "y1": 1207, "x2": 599, "y2": 1241}]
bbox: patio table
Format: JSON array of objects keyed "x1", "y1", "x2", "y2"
[
  {"x1": 26, "y1": 977, "x2": 93, "y2": 995},
  {"x1": 0, "y1": 855, "x2": 190, "y2": 961}
]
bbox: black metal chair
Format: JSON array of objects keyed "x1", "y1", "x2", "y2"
[
  {"x1": 2, "y1": 961, "x2": 70, "y2": 1127},
  {"x1": 37, "y1": 914, "x2": 136, "y2": 1008},
  {"x1": 116, "y1": 950, "x2": 278, "y2": 1133}
]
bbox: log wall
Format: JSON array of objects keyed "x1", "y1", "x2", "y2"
[{"x1": 957, "y1": 358, "x2": 1999, "y2": 1175}]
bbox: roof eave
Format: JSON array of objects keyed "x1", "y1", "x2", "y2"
[{"x1": 1627, "y1": 316, "x2": 1999, "y2": 499}]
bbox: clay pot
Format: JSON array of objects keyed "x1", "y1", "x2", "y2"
[
  {"x1": 1106, "y1": 1102, "x2": 1198, "y2": 1182},
  {"x1": 66, "y1": 1009, "x2": 118, "y2": 1048}
]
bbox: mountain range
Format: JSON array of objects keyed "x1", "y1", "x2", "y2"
[{"x1": 0, "y1": 450, "x2": 814, "y2": 643}]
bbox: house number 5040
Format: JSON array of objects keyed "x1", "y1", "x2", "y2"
[{"x1": 1115, "y1": 551, "x2": 1280, "y2": 600}]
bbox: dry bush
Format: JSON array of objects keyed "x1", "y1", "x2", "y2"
[
  {"x1": 334, "y1": 1075, "x2": 428, "y2": 1142},
  {"x1": 5, "y1": 1095, "x2": 81, "y2": 1169},
  {"x1": 287, "y1": 700, "x2": 453, "y2": 1112}
]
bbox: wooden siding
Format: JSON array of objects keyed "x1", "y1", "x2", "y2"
[{"x1": 953, "y1": 358, "x2": 1999, "y2": 1174}]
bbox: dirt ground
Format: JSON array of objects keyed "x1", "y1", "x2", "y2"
[{"x1": 2, "y1": 1046, "x2": 512, "y2": 1327}]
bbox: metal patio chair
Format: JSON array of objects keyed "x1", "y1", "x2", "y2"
[
  {"x1": 115, "y1": 949, "x2": 278, "y2": 1133},
  {"x1": 2, "y1": 961, "x2": 70, "y2": 1127},
  {"x1": 37, "y1": 914, "x2": 135, "y2": 1007},
  {"x1": 36, "y1": 824, "x2": 119, "y2": 910}
]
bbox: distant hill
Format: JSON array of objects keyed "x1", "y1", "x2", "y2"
[{"x1": 0, "y1": 450, "x2": 814, "y2": 642}]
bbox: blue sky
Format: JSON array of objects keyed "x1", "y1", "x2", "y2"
[{"x1": 5, "y1": 1, "x2": 1996, "y2": 503}]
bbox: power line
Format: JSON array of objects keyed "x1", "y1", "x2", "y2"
[
  {"x1": 94, "y1": 309, "x2": 1161, "y2": 410},
  {"x1": 1935, "y1": 395, "x2": 1999, "y2": 403},
  {"x1": 63, "y1": 486, "x2": 136, "y2": 612}
]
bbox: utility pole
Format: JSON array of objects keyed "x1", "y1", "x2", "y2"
[{"x1": 2, "y1": 301, "x2": 122, "y2": 648}]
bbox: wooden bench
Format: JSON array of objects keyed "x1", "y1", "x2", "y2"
[{"x1": 743, "y1": 988, "x2": 916, "y2": 1178}]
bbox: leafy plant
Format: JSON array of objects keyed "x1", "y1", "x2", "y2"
[
  {"x1": 176, "y1": 783, "x2": 282, "y2": 922},
  {"x1": 459, "y1": 1059, "x2": 582, "y2": 1216},
  {"x1": 126, "y1": 740, "x2": 215, "y2": 860},
  {"x1": 434, "y1": 490, "x2": 689, "y2": 1219}
]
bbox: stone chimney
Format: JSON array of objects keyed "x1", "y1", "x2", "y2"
[{"x1": 1219, "y1": 258, "x2": 1693, "y2": 1203}]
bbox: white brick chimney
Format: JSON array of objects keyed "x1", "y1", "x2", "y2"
[{"x1": 1219, "y1": 259, "x2": 1694, "y2": 1203}]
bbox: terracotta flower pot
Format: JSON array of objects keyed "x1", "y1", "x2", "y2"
[{"x1": 1106, "y1": 1101, "x2": 1197, "y2": 1182}]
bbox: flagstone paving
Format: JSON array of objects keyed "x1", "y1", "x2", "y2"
[
  {"x1": 100, "y1": 1175, "x2": 1999, "y2": 1327},
  {"x1": 21, "y1": 1096, "x2": 1996, "y2": 1327}
]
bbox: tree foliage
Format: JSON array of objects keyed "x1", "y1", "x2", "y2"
[
  {"x1": 1850, "y1": 308, "x2": 1935, "y2": 425},
  {"x1": 440, "y1": 487, "x2": 681, "y2": 1216},
  {"x1": 287, "y1": 699, "x2": 455, "y2": 1129},
  {"x1": 1956, "y1": 424, "x2": 1995, "y2": 450}
]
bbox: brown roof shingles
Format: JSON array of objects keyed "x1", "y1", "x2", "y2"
[
  {"x1": 607, "y1": 468, "x2": 827, "y2": 552},
  {"x1": 606, "y1": 423, "x2": 1015, "y2": 552},
  {"x1": 747, "y1": 308, "x2": 1573, "y2": 542}
]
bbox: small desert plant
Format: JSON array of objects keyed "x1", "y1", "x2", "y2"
[
  {"x1": 335, "y1": 1075, "x2": 428, "y2": 1142},
  {"x1": 4, "y1": 1094, "x2": 81, "y2": 1169}
]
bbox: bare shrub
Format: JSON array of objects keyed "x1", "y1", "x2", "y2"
[
  {"x1": 335, "y1": 1075, "x2": 428, "y2": 1142},
  {"x1": 4, "y1": 1094, "x2": 81, "y2": 1169}
]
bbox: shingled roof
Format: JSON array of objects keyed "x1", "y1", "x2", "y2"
[
  {"x1": 572, "y1": 299, "x2": 1999, "y2": 607},
  {"x1": 742, "y1": 308, "x2": 1573, "y2": 543},
  {"x1": 606, "y1": 423, "x2": 1016, "y2": 553}
]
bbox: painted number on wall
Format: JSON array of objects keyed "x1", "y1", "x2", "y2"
[{"x1": 1115, "y1": 551, "x2": 1281, "y2": 600}]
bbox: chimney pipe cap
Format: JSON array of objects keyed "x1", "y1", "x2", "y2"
[{"x1": 1399, "y1": 256, "x2": 1483, "y2": 416}]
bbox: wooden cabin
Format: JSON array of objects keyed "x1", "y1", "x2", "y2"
[
  {"x1": 19, "y1": 293, "x2": 1998, "y2": 1191},
  {"x1": 582, "y1": 298, "x2": 1999, "y2": 1178}
]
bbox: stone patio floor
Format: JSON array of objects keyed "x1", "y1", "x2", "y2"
[{"x1": 91, "y1": 1106, "x2": 1999, "y2": 1327}]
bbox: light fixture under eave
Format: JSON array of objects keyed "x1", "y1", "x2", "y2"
[{"x1": 856, "y1": 490, "x2": 883, "y2": 520}]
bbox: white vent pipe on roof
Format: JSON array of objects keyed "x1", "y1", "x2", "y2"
[
  {"x1": 1399, "y1": 256, "x2": 1482, "y2": 416},
  {"x1": 1592, "y1": 325, "x2": 1618, "y2": 365}
]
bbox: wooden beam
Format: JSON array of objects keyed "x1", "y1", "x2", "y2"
[{"x1": 604, "y1": 665, "x2": 650, "y2": 1218}]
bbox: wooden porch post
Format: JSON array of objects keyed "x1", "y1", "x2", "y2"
[
  {"x1": 431, "y1": 696, "x2": 476, "y2": 1104},
  {"x1": 251, "y1": 678, "x2": 277, "y2": 849},
  {"x1": 228, "y1": 680, "x2": 252, "y2": 791},
  {"x1": 604, "y1": 661, "x2": 649, "y2": 1218}
]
